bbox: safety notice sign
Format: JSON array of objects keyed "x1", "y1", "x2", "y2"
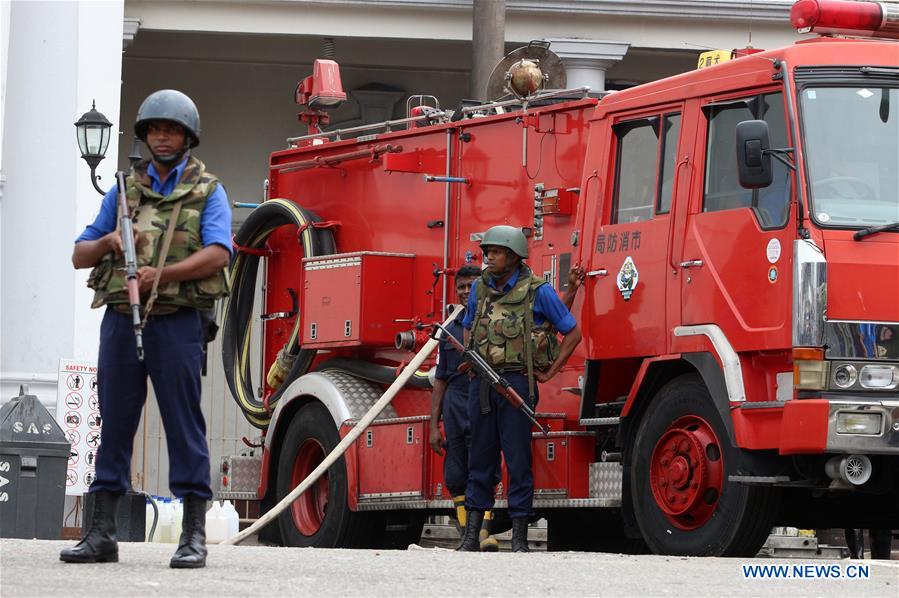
[{"x1": 56, "y1": 359, "x2": 100, "y2": 496}]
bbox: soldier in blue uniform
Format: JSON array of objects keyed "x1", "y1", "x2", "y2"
[
  {"x1": 61, "y1": 90, "x2": 231, "y2": 568},
  {"x1": 429, "y1": 265, "x2": 501, "y2": 550},
  {"x1": 458, "y1": 226, "x2": 582, "y2": 552}
]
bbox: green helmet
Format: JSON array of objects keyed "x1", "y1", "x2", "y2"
[{"x1": 480, "y1": 225, "x2": 528, "y2": 258}]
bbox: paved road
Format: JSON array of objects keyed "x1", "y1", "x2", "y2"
[{"x1": 2, "y1": 539, "x2": 897, "y2": 597}]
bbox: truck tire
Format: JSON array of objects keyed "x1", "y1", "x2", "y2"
[
  {"x1": 630, "y1": 374, "x2": 779, "y2": 556},
  {"x1": 276, "y1": 402, "x2": 371, "y2": 548}
]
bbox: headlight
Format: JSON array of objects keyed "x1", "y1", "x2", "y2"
[
  {"x1": 835, "y1": 412, "x2": 883, "y2": 435},
  {"x1": 832, "y1": 364, "x2": 857, "y2": 389},
  {"x1": 859, "y1": 365, "x2": 897, "y2": 389}
]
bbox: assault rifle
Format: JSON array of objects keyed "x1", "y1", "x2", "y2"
[
  {"x1": 433, "y1": 323, "x2": 549, "y2": 436},
  {"x1": 116, "y1": 171, "x2": 144, "y2": 362}
]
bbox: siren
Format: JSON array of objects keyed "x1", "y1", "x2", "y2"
[{"x1": 790, "y1": 0, "x2": 899, "y2": 39}]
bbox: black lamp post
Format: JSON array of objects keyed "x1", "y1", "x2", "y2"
[{"x1": 74, "y1": 100, "x2": 113, "y2": 195}]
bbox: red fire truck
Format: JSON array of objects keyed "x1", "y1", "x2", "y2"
[{"x1": 219, "y1": 0, "x2": 899, "y2": 556}]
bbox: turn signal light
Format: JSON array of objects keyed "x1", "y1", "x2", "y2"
[{"x1": 794, "y1": 347, "x2": 828, "y2": 389}]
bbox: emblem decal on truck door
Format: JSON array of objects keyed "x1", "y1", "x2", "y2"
[{"x1": 616, "y1": 256, "x2": 639, "y2": 300}]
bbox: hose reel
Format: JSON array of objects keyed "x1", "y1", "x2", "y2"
[{"x1": 222, "y1": 198, "x2": 335, "y2": 429}]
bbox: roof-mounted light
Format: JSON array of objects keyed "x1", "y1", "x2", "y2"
[
  {"x1": 295, "y1": 59, "x2": 347, "y2": 110},
  {"x1": 790, "y1": 0, "x2": 899, "y2": 39}
]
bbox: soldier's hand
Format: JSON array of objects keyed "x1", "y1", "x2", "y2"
[
  {"x1": 104, "y1": 230, "x2": 137, "y2": 257},
  {"x1": 568, "y1": 264, "x2": 586, "y2": 289},
  {"x1": 105, "y1": 231, "x2": 125, "y2": 256},
  {"x1": 535, "y1": 369, "x2": 554, "y2": 384},
  {"x1": 429, "y1": 427, "x2": 445, "y2": 456},
  {"x1": 137, "y1": 266, "x2": 157, "y2": 293}
]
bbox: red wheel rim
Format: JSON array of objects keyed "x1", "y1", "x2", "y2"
[
  {"x1": 649, "y1": 415, "x2": 723, "y2": 530},
  {"x1": 289, "y1": 439, "x2": 330, "y2": 536}
]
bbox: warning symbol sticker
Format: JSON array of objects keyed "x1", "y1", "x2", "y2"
[
  {"x1": 66, "y1": 470, "x2": 78, "y2": 486},
  {"x1": 86, "y1": 450, "x2": 97, "y2": 468},
  {"x1": 65, "y1": 393, "x2": 83, "y2": 410},
  {"x1": 64, "y1": 411, "x2": 81, "y2": 428},
  {"x1": 89, "y1": 376, "x2": 98, "y2": 392},
  {"x1": 87, "y1": 413, "x2": 101, "y2": 430},
  {"x1": 86, "y1": 431, "x2": 101, "y2": 448},
  {"x1": 83, "y1": 471, "x2": 96, "y2": 486},
  {"x1": 65, "y1": 429, "x2": 80, "y2": 445},
  {"x1": 66, "y1": 374, "x2": 84, "y2": 391},
  {"x1": 68, "y1": 447, "x2": 80, "y2": 466},
  {"x1": 88, "y1": 395, "x2": 99, "y2": 411}
]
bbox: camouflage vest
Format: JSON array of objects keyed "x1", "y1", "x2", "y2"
[
  {"x1": 86, "y1": 156, "x2": 228, "y2": 313},
  {"x1": 471, "y1": 265, "x2": 561, "y2": 372}
]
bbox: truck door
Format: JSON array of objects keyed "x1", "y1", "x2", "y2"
[
  {"x1": 586, "y1": 109, "x2": 683, "y2": 358},
  {"x1": 679, "y1": 92, "x2": 794, "y2": 348}
]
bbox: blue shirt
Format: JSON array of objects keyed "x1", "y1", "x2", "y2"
[
  {"x1": 75, "y1": 157, "x2": 233, "y2": 254},
  {"x1": 462, "y1": 268, "x2": 577, "y2": 334},
  {"x1": 435, "y1": 307, "x2": 468, "y2": 388}
]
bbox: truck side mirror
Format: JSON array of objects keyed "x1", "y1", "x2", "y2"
[{"x1": 735, "y1": 120, "x2": 773, "y2": 189}]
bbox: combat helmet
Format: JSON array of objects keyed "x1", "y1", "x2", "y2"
[
  {"x1": 134, "y1": 89, "x2": 201, "y2": 148},
  {"x1": 480, "y1": 225, "x2": 528, "y2": 259}
]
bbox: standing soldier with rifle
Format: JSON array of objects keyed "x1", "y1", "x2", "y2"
[
  {"x1": 62, "y1": 90, "x2": 231, "y2": 569},
  {"x1": 458, "y1": 225, "x2": 582, "y2": 553}
]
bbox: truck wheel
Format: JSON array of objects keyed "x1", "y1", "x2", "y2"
[
  {"x1": 276, "y1": 402, "x2": 369, "y2": 547},
  {"x1": 630, "y1": 374, "x2": 779, "y2": 556}
]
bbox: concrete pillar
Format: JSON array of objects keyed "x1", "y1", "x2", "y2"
[
  {"x1": 545, "y1": 38, "x2": 630, "y2": 93},
  {"x1": 1, "y1": 1, "x2": 124, "y2": 410},
  {"x1": 471, "y1": 0, "x2": 505, "y2": 101}
]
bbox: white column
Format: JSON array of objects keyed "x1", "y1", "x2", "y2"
[
  {"x1": 544, "y1": 38, "x2": 630, "y2": 93},
  {"x1": 1, "y1": 0, "x2": 124, "y2": 410}
]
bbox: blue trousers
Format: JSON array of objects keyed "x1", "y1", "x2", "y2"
[
  {"x1": 441, "y1": 380, "x2": 471, "y2": 497},
  {"x1": 92, "y1": 307, "x2": 212, "y2": 499},
  {"x1": 465, "y1": 372, "x2": 536, "y2": 519}
]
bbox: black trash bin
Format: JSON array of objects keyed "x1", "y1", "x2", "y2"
[{"x1": 0, "y1": 386, "x2": 70, "y2": 539}]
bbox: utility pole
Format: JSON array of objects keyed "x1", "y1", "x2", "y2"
[{"x1": 471, "y1": 0, "x2": 506, "y2": 100}]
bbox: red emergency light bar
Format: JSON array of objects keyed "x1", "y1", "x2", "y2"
[{"x1": 791, "y1": 0, "x2": 899, "y2": 39}]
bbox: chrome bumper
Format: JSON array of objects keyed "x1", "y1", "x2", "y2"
[{"x1": 823, "y1": 395, "x2": 899, "y2": 454}]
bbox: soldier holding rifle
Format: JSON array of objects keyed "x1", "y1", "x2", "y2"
[
  {"x1": 458, "y1": 225, "x2": 582, "y2": 552},
  {"x1": 62, "y1": 90, "x2": 231, "y2": 569}
]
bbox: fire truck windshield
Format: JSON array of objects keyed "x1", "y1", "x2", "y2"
[{"x1": 800, "y1": 85, "x2": 899, "y2": 229}]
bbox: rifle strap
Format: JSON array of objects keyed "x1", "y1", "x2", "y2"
[
  {"x1": 524, "y1": 283, "x2": 536, "y2": 404},
  {"x1": 142, "y1": 199, "x2": 183, "y2": 326}
]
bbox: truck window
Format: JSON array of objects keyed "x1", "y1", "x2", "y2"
[
  {"x1": 657, "y1": 114, "x2": 681, "y2": 214},
  {"x1": 704, "y1": 93, "x2": 790, "y2": 228},
  {"x1": 613, "y1": 121, "x2": 658, "y2": 223}
]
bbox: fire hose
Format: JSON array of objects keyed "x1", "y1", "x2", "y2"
[
  {"x1": 222, "y1": 306, "x2": 461, "y2": 546},
  {"x1": 222, "y1": 198, "x2": 335, "y2": 429}
]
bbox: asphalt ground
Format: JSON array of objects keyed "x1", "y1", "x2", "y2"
[{"x1": 1, "y1": 539, "x2": 897, "y2": 597}]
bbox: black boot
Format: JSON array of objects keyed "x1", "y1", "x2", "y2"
[
  {"x1": 870, "y1": 528, "x2": 893, "y2": 560},
  {"x1": 511, "y1": 518, "x2": 530, "y2": 553},
  {"x1": 170, "y1": 496, "x2": 208, "y2": 569},
  {"x1": 456, "y1": 510, "x2": 484, "y2": 552},
  {"x1": 60, "y1": 491, "x2": 120, "y2": 563}
]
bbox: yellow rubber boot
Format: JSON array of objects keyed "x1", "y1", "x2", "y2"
[
  {"x1": 479, "y1": 510, "x2": 499, "y2": 552},
  {"x1": 452, "y1": 496, "x2": 467, "y2": 532}
]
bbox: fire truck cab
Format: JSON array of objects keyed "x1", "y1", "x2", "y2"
[{"x1": 221, "y1": 0, "x2": 899, "y2": 556}]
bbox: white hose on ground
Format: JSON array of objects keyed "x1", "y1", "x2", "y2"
[{"x1": 222, "y1": 306, "x2": 461, "y2": 546}]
